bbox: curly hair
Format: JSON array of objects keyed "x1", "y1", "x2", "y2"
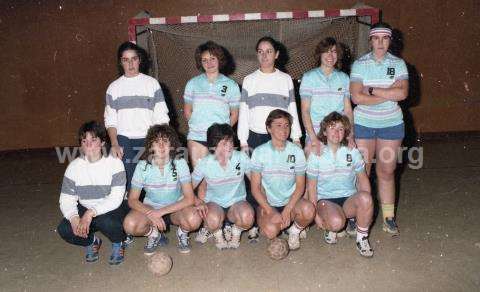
[
  {"x1": 317, "y1": 112, "x2": 351, "y2": 146},
  {"x1": 194, "y1": 41, "x2": 227, "y2": 73},
  {"x1": 141, "y1": 124, "x2": 180, "y2": 165},
  {"x1": 314, "y1": 37, "x2": 343, "y2": 69}
]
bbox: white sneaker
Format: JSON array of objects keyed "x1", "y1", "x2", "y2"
[
  {"x1": 227, "y1": 225, "x2": 243, "y2": 249},
  {"x1": 223, "y1": 224, "x2": 232, "y2": 242},
  {"x1": 337, "y1": 230, "x2": 347, "y2": 238},
  {"x1": 213, "y1": 229, "x2": 228, "y2": 250},
  {"x1": 324, "y1": 230, "x2": 338, "y2": 244},
  {"x1": 299, "y1": 227, "x2": 308, "y2": 239},
  {"x1": 195, "y1": 227, "x2": 212, "y2": 244},
  {"x1": 247, "y1": 226, "x2": 259, "y2": 243},
  {"x1": 287, "y1": 225, "x2": 301, "y2": 250},
  {"x1": 356, "y1": 236, "x2": 374, "y2": 257}
]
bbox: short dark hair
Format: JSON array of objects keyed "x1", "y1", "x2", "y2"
[
  {"x1": 314, "y1": 37, "x2": 344, "y2": 69},
  {"x1": 317, "y1": 112, "x2": 351, "y2": 146},
  {"x1": 265, "y1": 109, "x2": 292, "y2": 129},
  {"x1": 141, "y1": 124, "x2": 180, "y2": 163},
  {"x1": 78, "y1": 121, "x2": 107, "y2": 144},
  {"x1": 207, "y1": 123, "x2": 234, "y2": 153},
  {"x1": 255, "y1": 36, "x2": 280, "y2": 52},
  {"x1": 194, "y1": 41, "x2": 227, "y2": 73},
  {"x1": 116, "y1": 41, "x2": 149, "y2": 75}
]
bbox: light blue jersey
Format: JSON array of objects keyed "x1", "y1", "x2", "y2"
[
  {"x1": 300, "y1": 68, "x2": 350, "y2": 135},
  {"x1": 251, "y1": 141, "x2": 306, "y2": 207},
  {"x1": 184, "y1": 74, "x2": 241, "y2": 141},
  {"x1": 307, "y1": 146, "x2": 365, "y2": 200},
  {"x1": 192, "y1": 151, "x2": 251, "y2": 208},
  {"x1": 350, "y1": 52, "x2": 408, "y2": 128},
  {"x1": 131, "y1": 159, "x2": 191, "y2": 208}
]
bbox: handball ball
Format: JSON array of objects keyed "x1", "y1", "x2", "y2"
[
  {"x1": 148, "y1": 252, "x2": 172, "y2": 276},
  {"x1": 267, "y1": 238, "x2": 289, "y2": 260}
]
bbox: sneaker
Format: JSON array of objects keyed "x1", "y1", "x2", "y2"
[
  {"x1": 356, "y1": 236, "x2": 374, "y2": 257},
  {"x1": 144, "y1": 234, "x2": 160, "y2": 255},
  {"x1": 287, "y1": 231, "x2": 300, "y2": 250},
  {"x1": 346, "y1": 218, "x2": 357, "y2": 237},
  {"x1": 195, "y1": 227, "x2": 213, "y2": 244},
  {"x1": 299, "y1": 227, "x2": 308, "y2": 239},
  {"x1": 109, "y1": 242, "x2": 125, "y2": 265},
  {"x1": 383, "y1": 217, "x2": 399, "y2": 236},
  {"x1": 123, "y1": 234, "x2": 135, "y2": 247},
  {"x1": 247, "y1": 226, "x2": 259, "y2": 243},
  {"x1": 85, "y1": 237, "x2": 102, "y2": 263},
  {"x1": 177, "y1": 232, "x2": 191, "y2": 254},
  {"x1": 227, "y1": 225, "x2": 242, "y2": 249},
  {"x1": 224, "y1": 223, "x2": 233, "y2": 242},
  {"x1": 324, "y1": 230, "x2": 337, "y2": 244},
  {"x1": 213, "y1": 229, "x2": 228, "y2": 250}
]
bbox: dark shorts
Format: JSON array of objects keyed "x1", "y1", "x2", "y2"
[
  {"x1": 221, "y1": 207, "x2": 233, "y2": 225},
  {"x1": 191, "y1": 139, "x2": 208, "y2": 147},
  {"x1": 274, "y1": 206, "x2": 285, "y2": 214},
  {"x1": 354, "y1": 123, "x2": 405, "y2": 140},
  {"x1": 145, "y1": 203, "x2": 172, "y2": 226},
  {"x1": 247, "y1": 131, "x2": 271, "y2": 150},
  {"x1": 319, "y1": 197, "x2": 349, "y2": 208}
]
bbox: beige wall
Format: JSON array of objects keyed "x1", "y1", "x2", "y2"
[{"x1": 0, "y1": 0, "x2": 478, "y2": 150}]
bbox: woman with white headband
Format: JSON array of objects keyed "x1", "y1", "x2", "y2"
[{"x1": 349, "y1": 22, "x2": 409, "y2": 236}]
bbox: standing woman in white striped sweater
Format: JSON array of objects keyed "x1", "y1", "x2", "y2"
[{"x1": 104, "y1": 42, "x2": 170, "y2": 194}]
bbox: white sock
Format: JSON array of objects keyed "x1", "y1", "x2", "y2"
[
  {"x1": 232, "y1": 225, "x2": 245, "y2": 236},
  {"x1": 356, "y1": 226, "x2": 369, "y2": 242},
  {"x1": 145, "y1": 226, "x2": 159, "y2": 237},
  {"x1": 288, "y1": 222, "x2": 303, "y2": 235},
  {"x1": 177, "y1": 226, "x2": 188, "y2": 237}
]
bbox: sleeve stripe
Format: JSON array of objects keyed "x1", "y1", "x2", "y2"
[{"x1": 61, "y1": 176, "x2": 76, "y2": 195}]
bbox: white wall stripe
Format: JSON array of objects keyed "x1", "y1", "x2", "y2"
[
  {"x1": 150, "y1": 17, "x2": 166, "y2": 24},
  {"x1": 181, "y1": 16, "x2": 198, "y2": 23},
  {"x1": 245, "y1": 13, "x2": 261, "y2": 20},
  {"x1": 340, "y1": 9, "x2": 357, "y2": 16},
  {"x1": 276, "y1": 12, "x2": 293, "y2": 19},
  {"x1": 213, "y1": 14, "x2": 230, "y2": 21},
  {"x1": 308, "y1": 10, "x2": 325, "y2": 18}
]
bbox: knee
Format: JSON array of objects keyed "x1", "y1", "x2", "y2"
[
  {"x1": 376, "y1": 166, "x2": 395, "y2": 180},
  {"x1": 57, "y1": 219, "x2": 72, "y2": 239},
  {"x1": 206, "y1": 213, "x2": 223, "y2": 230},
  {"x1": 327, "y1": 215, "x2": 345, "y2": 232},
  {"x1": 123, "y1": 216, "x2": 137, "y2": 234},
  {"x1": 183, "y1": 210, "x2": 202, "y2": 231},
  {"x1": 261, "y1": 223, "x2": 279, "y2": 239},
  {"x1": 358, "y1": 192, "x2": 373, "y2": 208},
  {"x1": 238, "y1": 209, "x2": 254, "y2": 227},
  {"x1": 300, "y1": 202, "x2": 316, "y2": 221}
]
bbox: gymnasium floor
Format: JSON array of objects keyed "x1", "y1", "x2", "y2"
[{"x1": 1, "y1": 136, "x2": 479, "y2": 291}]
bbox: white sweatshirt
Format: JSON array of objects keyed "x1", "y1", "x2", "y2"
[
  {"x1": 104, "y1": 73, "x2": 170, "y2": 139},
  {"x1": 237, "y1": 69, "x2": 302, "y2": 146},
  {"x1": 59, "y1": 155, "x2": 126, "y2": 220}
]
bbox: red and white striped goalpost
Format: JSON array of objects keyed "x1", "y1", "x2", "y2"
[{"x1": 128, "y1": 8, "x2": 380, "y2": 43}]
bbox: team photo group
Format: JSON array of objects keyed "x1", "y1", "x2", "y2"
[{"x1": 57, "y1": 21, "x2": 409, "y2": 265}]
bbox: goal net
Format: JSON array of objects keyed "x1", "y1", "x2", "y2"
[{"x1": 130, "y1": 8, "x2": 378, "y2": 135}]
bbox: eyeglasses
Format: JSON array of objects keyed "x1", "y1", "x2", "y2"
[{"x1": 120, "y1": 56, "x2": 139, "y2": 64}]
